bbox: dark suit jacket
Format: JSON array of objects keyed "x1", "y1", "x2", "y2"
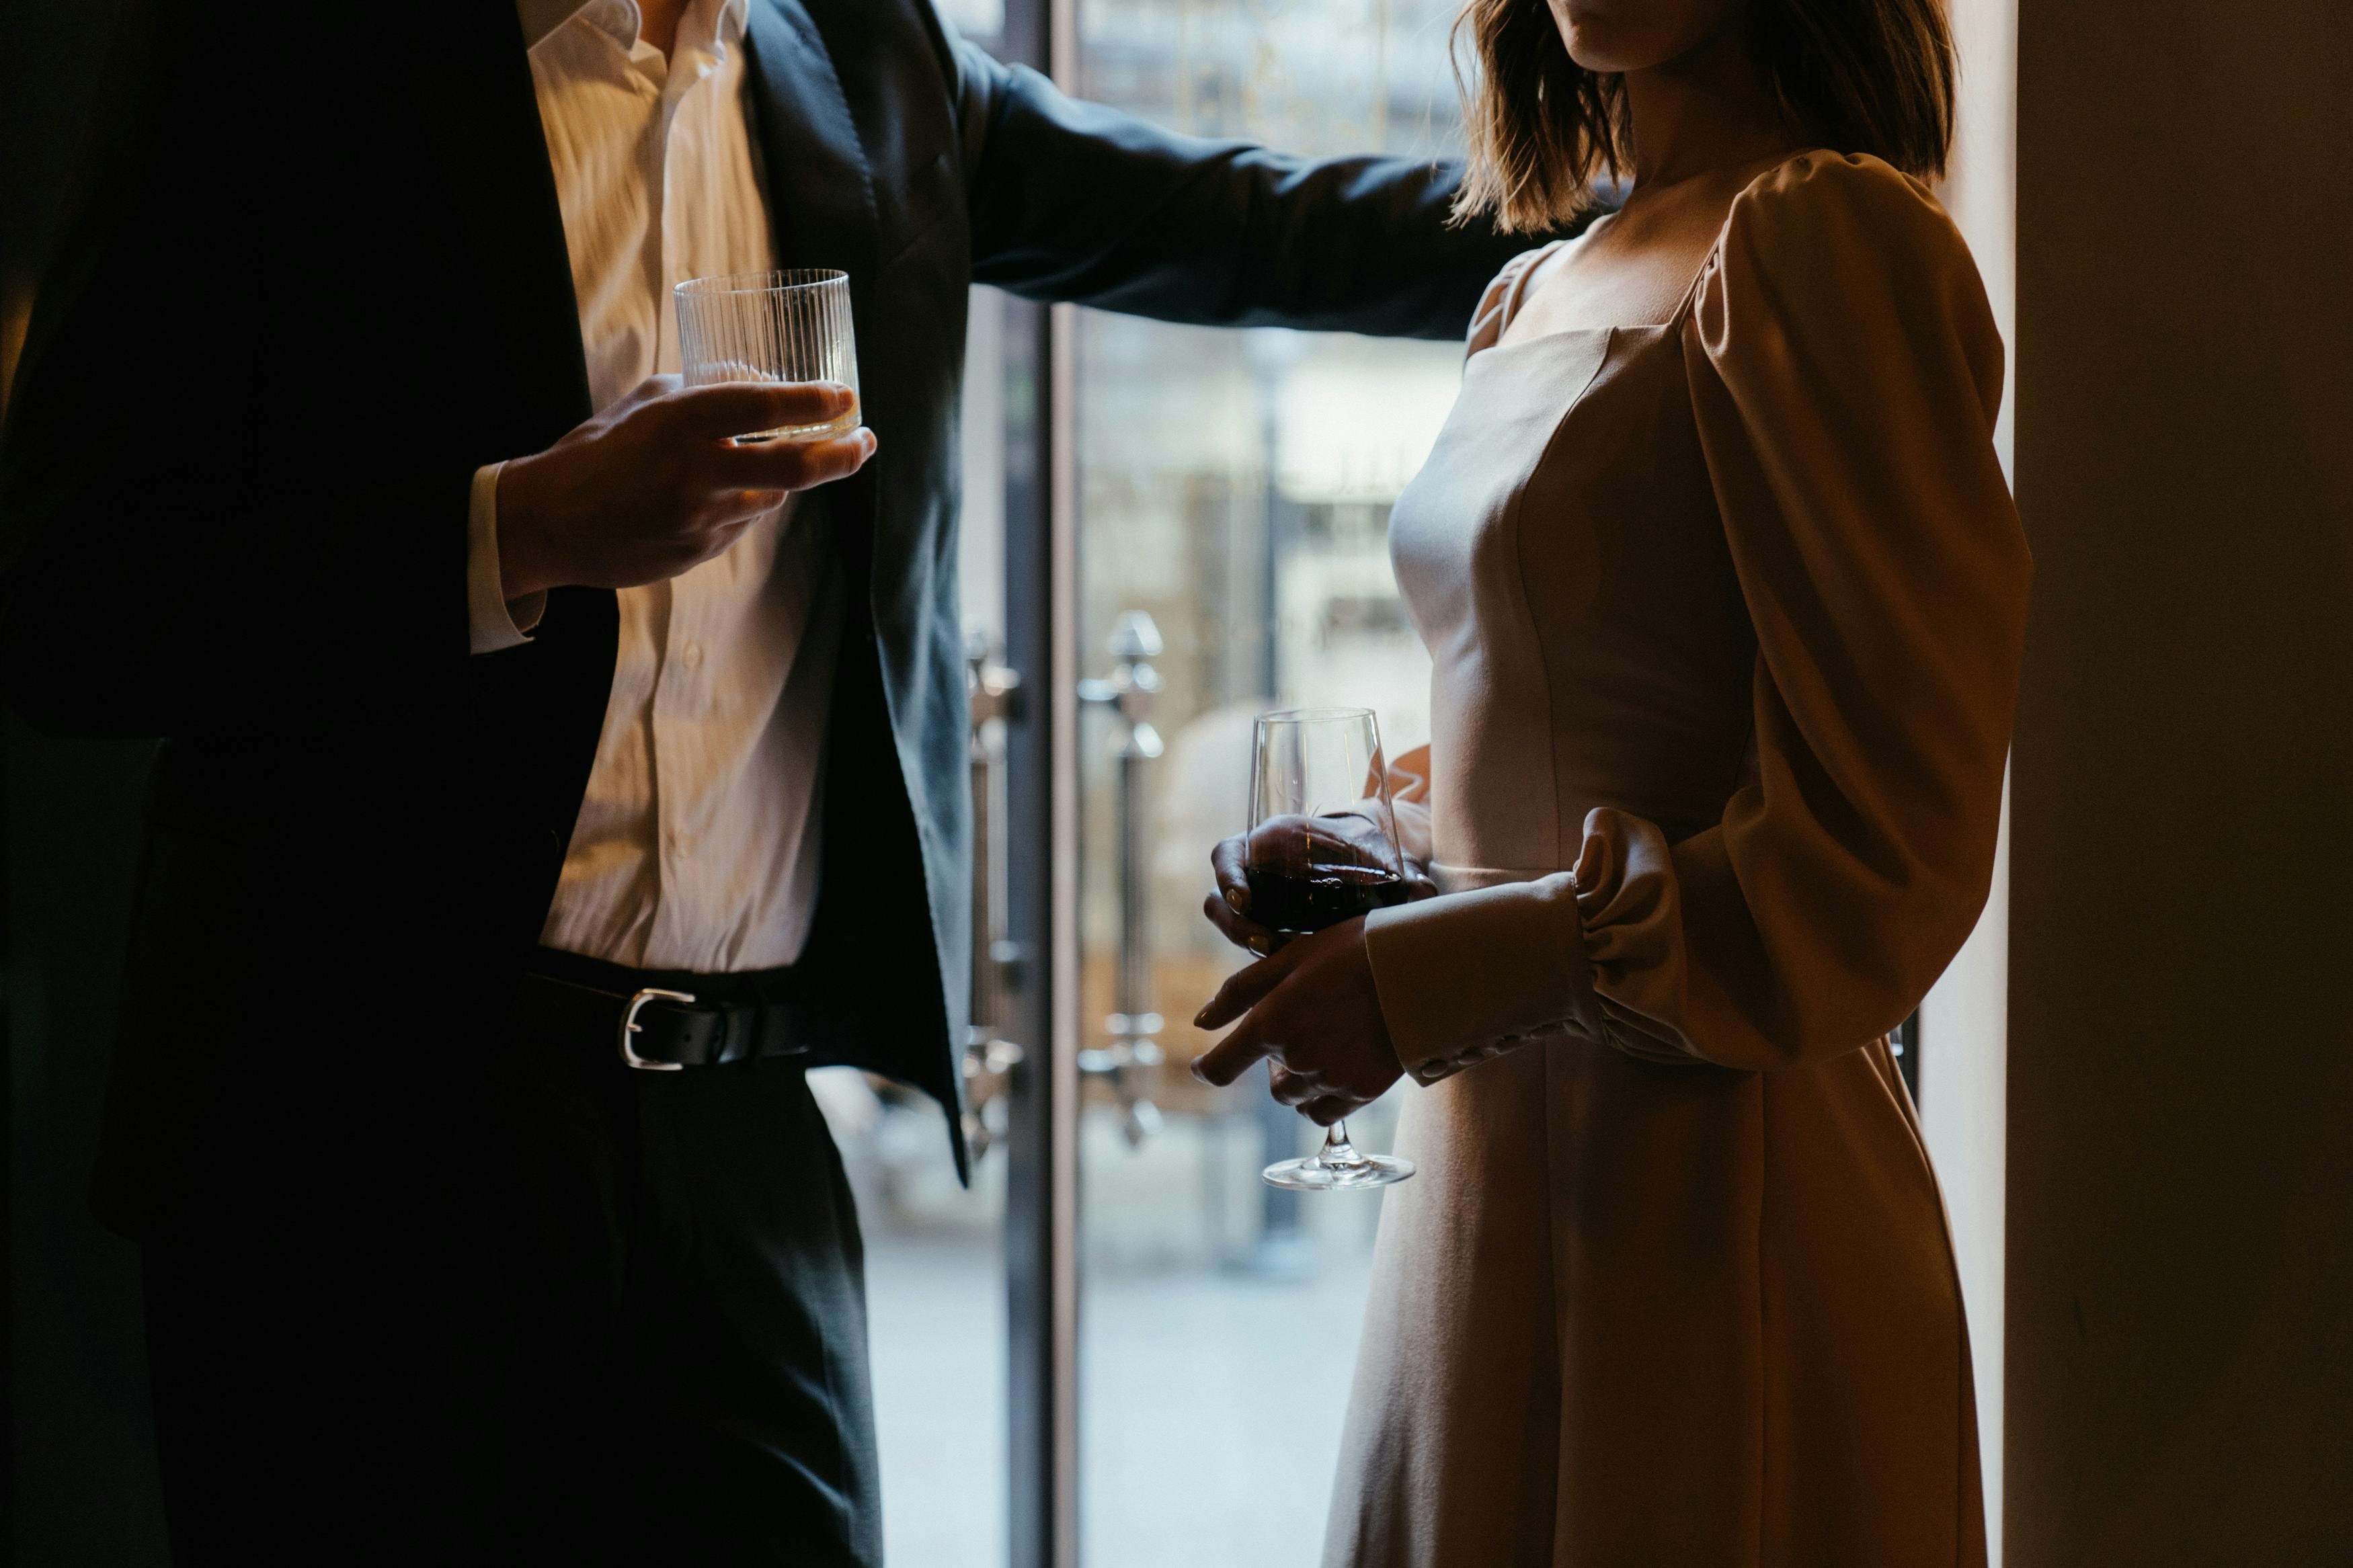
[{"x1": 0, "y1": 0, "x2": 1538, "y2": 1231}]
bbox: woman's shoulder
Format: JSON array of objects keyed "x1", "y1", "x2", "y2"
[
  {"x1": 1468, "y1": 240, "x2": 1570, "y2": 356},
  {"x1": 1693, "y1": 151, "x2": 2000, "y2": 386},
  {"x1": 1689, "y1": 149, "x2": 2007, "y2": 428},
  {"x1": 1710, "y1": 150, "x2": 1980, "y2": 292}
]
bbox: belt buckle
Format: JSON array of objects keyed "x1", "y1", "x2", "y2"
[{"x1": 620, "y1": 987, "x2": 697, "y2": 1071}]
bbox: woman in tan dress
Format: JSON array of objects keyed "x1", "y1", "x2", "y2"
[{"x1": 1191, "y1": 0, "x2": 2027, "y2": 1562}]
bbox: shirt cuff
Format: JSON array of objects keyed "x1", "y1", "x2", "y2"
[
  {"x1": 468, "y1": 461, "x2": 546, "y2": 654},
  {"x1": 1362, "y1": 873, "x2": 1599, "y2": 1085}
]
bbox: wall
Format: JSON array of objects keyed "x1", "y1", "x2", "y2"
[
  {"x1": 2006, "y1": 1, "x2": 2353, "y2": 1560},
  {"x1": 1921, "y1": 0, "x2": 2019, "y2": 1555}
]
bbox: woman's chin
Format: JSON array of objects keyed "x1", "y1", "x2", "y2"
[{"x1": 1564, "y1": 32, "x2": 1680, "y2": 75}]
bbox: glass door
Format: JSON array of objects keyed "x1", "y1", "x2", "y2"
[
  {"x1": 815, "y1": 5, "x2": 1472, "y2": 1563},
  {"x1": 1065, "y1": 4, "x2": 1469, "y2": 1564}
]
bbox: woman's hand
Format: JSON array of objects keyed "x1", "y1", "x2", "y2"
[
  {"x1": 1189, "y1": 917, "x2": 1403, "y2": 1124},
  {"x1": 1201, "y1": 814, "x2": 1436, "y2": 956}
]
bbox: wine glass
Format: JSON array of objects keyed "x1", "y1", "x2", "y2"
[
  {"x1": 1246, "y1": 707, "x2": 1417, "y2": 1192},
  {"x1": 673, "y1": 268, "x2": 861, "y2": 442}
]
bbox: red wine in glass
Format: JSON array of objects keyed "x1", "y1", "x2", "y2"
[{"x1": 1245, "y1": 859, "x2": 1408, "y2": 935}]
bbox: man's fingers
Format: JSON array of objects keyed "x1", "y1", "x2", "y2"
[
  {"x1": 1191, "y1": 944, "x2": 1301, "y2": 1034},
  {"x1": 715, "y1": 427, "x2": 877, "y2": 492},
  {"x1": 713, "y1": 489, "x2": 792, "y2": 526},
  {"x1": 1190, "y1": 1019, "x2": 1272, "y2": 1089},
  {"x1": 670, "y1": 379, "x2": 856, "y2": 440}
]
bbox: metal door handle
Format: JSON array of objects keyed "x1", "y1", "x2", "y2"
[
  {"x1": 965, "y1": 635, "x2": 1025, "y2": 1161},
  {"x1": 1078, "y1": 611, "x2": 1165, "y2": 1147}
]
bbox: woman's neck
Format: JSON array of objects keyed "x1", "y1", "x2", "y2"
[{"x1": 1620, "y1": 27, "x2": 1802, "y2": 194}]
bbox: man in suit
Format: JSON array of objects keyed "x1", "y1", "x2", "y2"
[{"x1": 0, "y1": 0, "x2": 1541, "y2": 1559}]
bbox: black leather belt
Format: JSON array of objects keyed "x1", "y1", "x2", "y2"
[{"x1": 518, "y1": 948, "x2": 818, "y2": 1071}]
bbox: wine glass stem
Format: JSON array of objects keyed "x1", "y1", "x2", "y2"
[{"x1": 1320, "y1": 1120, "x2": 1364, "y2": 1171}]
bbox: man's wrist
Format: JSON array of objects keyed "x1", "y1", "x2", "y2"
[
  {"x1": 494, "y1": 452, "x2": 557, "y2": 600},
  {"x1": 467, "y1": 462, "x2": 544, "y2": 653}
]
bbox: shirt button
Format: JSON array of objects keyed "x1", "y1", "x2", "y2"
[{"x1": 680, "y1": 640, "x2": 705, "y2": 671}]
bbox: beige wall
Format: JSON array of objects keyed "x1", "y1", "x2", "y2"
[{"x1": 2007, "y1": 1, "x2": 2353, "y2": 1560}]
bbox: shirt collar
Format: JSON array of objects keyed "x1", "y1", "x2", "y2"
[
  {"x1": 516, "y1": 0, "x2": 587, "y2": 50},
  {"x1": 516, "y1": 0, "x2": 748, "y2": 53}
]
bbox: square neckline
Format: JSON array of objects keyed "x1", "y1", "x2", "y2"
[
  {"x1": 1474, "y1": 236, "x2": 1690, "y2": 361},
  {"x1": 1478, "y1": 149, "x2": 1835, "y2": 359}
]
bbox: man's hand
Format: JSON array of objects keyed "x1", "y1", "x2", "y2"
[
  {"x1": 496, "y1": 375, "x2": 876, "y2": 599},
  {"x1": 1189, "y1": 917, "x2": 1404, "y2": 1125}
]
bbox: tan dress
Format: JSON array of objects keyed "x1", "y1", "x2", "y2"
[{"x1": 1324, "y1": 153, "x2": 2028, "y2": 1567}]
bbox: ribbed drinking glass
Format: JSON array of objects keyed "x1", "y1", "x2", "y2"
[{"x1": 673, "y1": 268, "x2": 861, "y2": 442}]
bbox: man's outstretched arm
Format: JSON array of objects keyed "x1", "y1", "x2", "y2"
[{"x1": 941, "y1": 30, "x2": 1576, "y2": 339}]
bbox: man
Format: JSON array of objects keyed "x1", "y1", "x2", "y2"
[{"x1": 0, "y1": 0, "x2": 1541, "y2": 1559}]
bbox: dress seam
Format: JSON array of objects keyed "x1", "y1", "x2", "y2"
[{"x1": 1506, "y1": 331, "x2": 1618, "y2": 870}]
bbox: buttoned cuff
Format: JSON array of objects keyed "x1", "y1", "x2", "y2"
[
  {"x1": 1363, "y1": 873, "x2": 1602, "y2": 1086},
  {"x1": 468, "y1": 461, "x2": 546, "y2": 654}
]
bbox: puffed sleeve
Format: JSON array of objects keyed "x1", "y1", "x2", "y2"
[
  {"x1": 1365, "y1": 153, "x2": 2030, "y2": 1079},
  {"x1": 1464, "y1": 243, "x2": 1559, "y2": 358}
]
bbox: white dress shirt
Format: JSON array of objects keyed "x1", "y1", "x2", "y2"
[{"x1": 469, "y1": 0, "x2": 844, "y2": 973}]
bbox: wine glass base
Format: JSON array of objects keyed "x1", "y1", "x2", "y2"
[{"x1": 1261, "y1": 1153, "x2": 1415, "y2": 1191}]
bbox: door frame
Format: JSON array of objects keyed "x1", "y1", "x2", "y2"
[{"x1": 997, "y1": 9, "x2": 1080, "y2": 1568}]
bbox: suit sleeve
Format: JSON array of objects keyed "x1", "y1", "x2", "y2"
[{"x1": 944, "y1": 33, "x2": 1553, "y2": 340}]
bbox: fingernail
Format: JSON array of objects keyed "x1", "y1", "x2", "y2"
[
  {"x1": 1192, "y1": 1006, "x2": 1212, "y2": 1028},
  {"x1": 1189, "y1": 1058, "x2": 1211, "y2": 1083},
  {"x1": 1224, "y1": 888, "x2": 1248, "y2": 913},
  {"x1": 1247, "y1": 936, "x2": 1269, "y2": 957}
]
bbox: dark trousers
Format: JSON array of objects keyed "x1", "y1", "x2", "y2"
[{"x1": 139, "y1": 993, "x2": 881, "y2": 1565}]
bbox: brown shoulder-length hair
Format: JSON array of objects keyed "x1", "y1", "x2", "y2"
[{"x1": 1454, "y1": 0, "x2": 1956, "y2": 231}]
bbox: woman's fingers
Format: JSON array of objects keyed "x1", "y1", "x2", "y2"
[
  {"x1": 1200, "y1": 893, "x2": 1281, "y2": 957},
  {"x1": 1191, "y1": 941, "x2": 1304, "y2": 1034},
  {"x1": 1210, "y1": 833, "x2": 1252, "y2": 903},
  {"x1": 1205, "y1": 836, "x2": 1283, "y2": 954},
  {"x1": 1192, "y1": 946, "x2": 1318, "y2": 1087},
  {"x1": 1300, "y1": 1093, "x2": 1358, "y2": 1127},
  {"x1": 1190, "y1": 1016, "x2": 1271, "y2": 1088},
  {"x1": 1268, "y1": 1065, "x2": 1320, "y2": 1106}
]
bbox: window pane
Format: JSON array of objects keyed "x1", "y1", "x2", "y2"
[{"x1": 1070, "y1": 6, "x2": 1469, "y2": 1565}]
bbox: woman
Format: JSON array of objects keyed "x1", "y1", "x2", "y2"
[{"x1": 1190, "y1": 0, "x2": 2026, "y2": 1562}]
